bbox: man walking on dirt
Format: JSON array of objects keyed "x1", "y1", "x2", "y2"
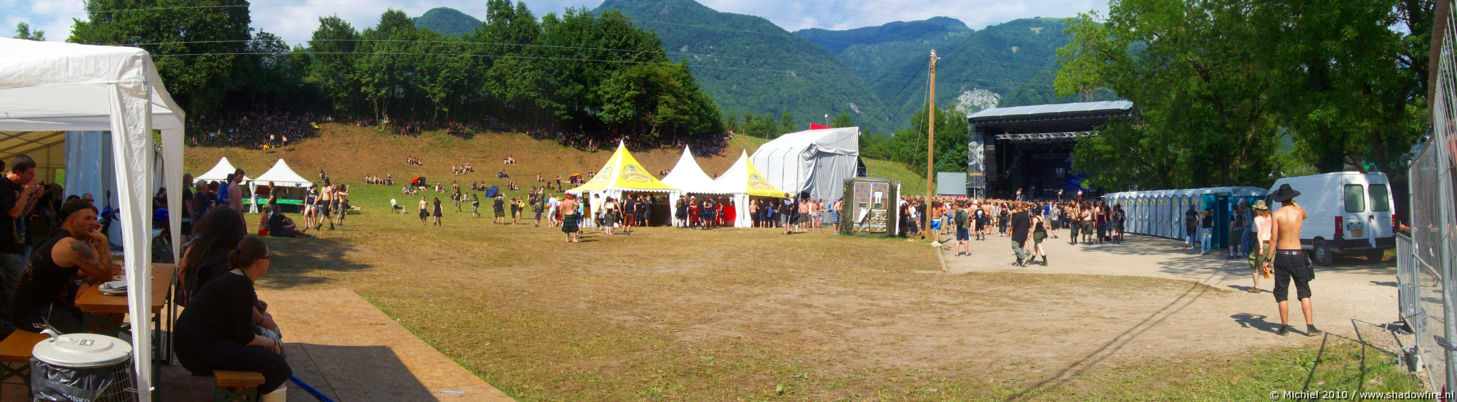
[
  {"x1": 953, "y1": 201, "x2": 971, "y2": 256},
  {"x1": 1010, "y1": 203, "x2": 1031, "y2": 266},
  {"x1": 1264, "y1": 184, "x2": 1320, "y2": 336}
]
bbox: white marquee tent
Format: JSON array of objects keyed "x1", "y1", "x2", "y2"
[
  {"x1": 750, "y1": 127, "x2": 860, "y2": 204},
  {"x1": 660, "y1": 146, "x2": 729, "y2": 226},
  {"x1": 254, "y1": 159, "x2": 314, "y2": 188},
  {"x1": 196, "y1": 156, "x2": 252, "y2": 184},
  {"x1": 0, "y1": 38, "x2": 184, "y2": 399},
  {"x1": 712, "y1": 151, "x2": 789, "y2": 228}
]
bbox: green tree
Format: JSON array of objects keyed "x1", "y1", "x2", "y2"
[
  {"x1": 13, "y1": 22, "x2": 43, "y2": 40},
  {"x1": 478, "y1": 0, "x2": 544, "y2": 116},
  {"x1": 1056, "y1": 0, "x2": 1430, "y2": 189},
  {"x1": 71, "y1": 0, "x2": 252, "y2": 123},
  {"x1": 779, "y1": 112, "x2": 795, "y2": 134},
  {"x1": 831, "y1": 111, "x2": 854, "y2": 128},
  {"x1": 355, "y1": 9, "x2": 418, "y2": 121},
  {"x1": 308, "y1": 16, "x2": 362, "y2": 115}
]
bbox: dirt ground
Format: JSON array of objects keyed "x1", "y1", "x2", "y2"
[{"x1": 932, "y1": 230, "x2": 1400, "y2": 377}]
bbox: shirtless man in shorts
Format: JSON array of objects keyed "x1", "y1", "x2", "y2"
[
  {"x1": 315, "y1": 179, "x2": 335, "y2": 230},
  {"x1": 1263, "y1": 184, "x2": 1319, "y2": 336}
]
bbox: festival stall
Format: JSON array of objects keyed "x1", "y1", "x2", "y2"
[
  {"x1": 251, "y1": 159, "x2": 314, "y2": 212},
  {"x1": 750, "y1": 126, "x2": 860, "y2": 203},
  {"x1": 711, "y1": 151, "x2": 789, "y2": 228},
  {"x1": 0, "y1": 38, "x2": 185, "y2": 399},
  {"x1": 196, "y1": 156, "x2": 252, "y2": 184},
  {"x1": 566, "y1": 141, "x2": 677, "y2": 227},
  {"x1": 660, "y1": 146, "x2": 732, "y2": 226}
]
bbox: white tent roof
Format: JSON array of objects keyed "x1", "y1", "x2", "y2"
[
  {"x1": 0, "y1": 38, "x2": 184, "y2": 399},
  {"x1": 197, "y1": 156, "x2": 251, "y2": 183},
  {"x1": 254, "y1": 159, "x2": 313, "y2": 188},
  {"x1": 660, "y1": 146, "x2": 726, "y2": 194},
  {"x1": 713, "y1": 151, "x2": 790, "y2": 197}
]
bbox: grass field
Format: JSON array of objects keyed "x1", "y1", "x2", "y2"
[{"x1": 186, "y1": 127, "x2": 1423, "y2": 400}]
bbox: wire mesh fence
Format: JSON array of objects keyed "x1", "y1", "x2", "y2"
[{"x1": 1404, "y1": 0, "x2": 1457, "y2": 390}]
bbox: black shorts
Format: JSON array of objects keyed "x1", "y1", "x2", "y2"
[{"x1": 1272, "y1": 250, "x2": 1314, "y2": 302}]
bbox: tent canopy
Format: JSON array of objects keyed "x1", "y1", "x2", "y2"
[
  {"x1": 567, "y1": 141, "x2": 677, "y2": 193},
  {"x1": 750, "y1": 126, "x2": 859, "y2": 203},
  {"x1": 196, "y1": 156, "x2": 251, "y2": 183},
  {"x1": 0, "y1": 38, "x2": 185, "y2": 399},
  {"x1": 254, "y1": 159, "x2": 314, "y2": 188},
  {"x1": 660, "y1": 146, "x2": 726, "y2": 194},
  {"x1": 714, "y1": 151, "x2": 789, "y2": 198}
]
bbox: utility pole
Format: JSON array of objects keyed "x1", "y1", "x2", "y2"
[{"x1": 925, "y1": 49, "x2": 938, "y2": 243}]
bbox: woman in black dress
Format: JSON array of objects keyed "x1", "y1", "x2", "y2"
[
  {"x1": 175, "y1": 236, "x2": 290, "y2": 394},
  {"x1": 432, "y1": 197, "x2": 443, "y2": 226}
]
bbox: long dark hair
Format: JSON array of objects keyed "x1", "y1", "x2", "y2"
[
  {"x1": 227, "y1": 236, "x2": 269, "y2": 270},
  {"x1": 183, "y1": 207, "x2": 246, "y2": 278}
]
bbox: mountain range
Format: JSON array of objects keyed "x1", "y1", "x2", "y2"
[{"x1": 411, "y1": 1, "x2": 1098, "y2": 135}]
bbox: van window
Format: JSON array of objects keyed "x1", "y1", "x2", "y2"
[
  {"x1": 1344, "y1": 184, "x2": 1365, "y2": 212},
  {"x1": 1370, "y1": 184, "x2": 1391, "y2": 212}
]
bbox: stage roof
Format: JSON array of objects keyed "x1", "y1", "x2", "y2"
[{"x1": 970, "y1": 100, "x2": 1135, "y2": 137}]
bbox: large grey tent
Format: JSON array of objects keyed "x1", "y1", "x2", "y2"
[{"x1": 750, "y1": 127, "x2": 860, "y2": 203}]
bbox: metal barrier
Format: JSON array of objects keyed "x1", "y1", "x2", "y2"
[{"x1": 1397, "y1": 233, "x2": 1435, "y2": 385}]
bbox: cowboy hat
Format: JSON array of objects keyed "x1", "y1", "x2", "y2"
[
  {"x1": 1252, "y1": 200, "x2": 1269, "y2": 211},
  {"x1": 1269, "y1": 184, "x2": 1301, "y2": 203}
]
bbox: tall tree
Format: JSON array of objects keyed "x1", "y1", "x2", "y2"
[
  {"x1": 355, "y1": 10, "x2": 418, "y2": 121},
  {"x1": 1056, "y1": 0, "x2": 1431, "y2": 189},
  {"x1": 71, "y1": 0, "x2": 252, "y2": 123},
  {"x1": 308, "y1": 16, "x2": 362, "y2": 115}
]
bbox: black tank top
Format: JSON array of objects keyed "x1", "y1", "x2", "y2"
[{"x1": 15, "y1": 229, "x2": 80, "y2": 307}]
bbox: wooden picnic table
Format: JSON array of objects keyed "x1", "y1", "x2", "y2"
[{"x1": 74, "y1": 263, "x2": 174, "y2": 314}]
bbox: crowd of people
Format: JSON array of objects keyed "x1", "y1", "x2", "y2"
[{"x1": 193, "y1": 111, "x2": 321, "y2": 149}]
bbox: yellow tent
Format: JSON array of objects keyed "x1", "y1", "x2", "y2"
[
  {"x1": 567, "y1": 141, "x2": 677, "y2": 193},
  {"x1": 712, "y1": 150, "x2": 789, "y2": 198},
  {"x1": 566, "y1": 141, "x2": 676, "y2": 227},
  {"x1": 710, "y1": 151, "x2": 789, "y2": 228}
]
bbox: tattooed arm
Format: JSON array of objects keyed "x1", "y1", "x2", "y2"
[{"x1": 57, "y1": 237, "x2": 115, "y2": 284}]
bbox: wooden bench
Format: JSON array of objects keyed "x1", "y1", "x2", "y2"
[
  {"x1": 0, "y1": 330, "x2": 46, "y2": 393},
  {"x1": 214, "y1": 370, "x2": 265, "y2": 402}
]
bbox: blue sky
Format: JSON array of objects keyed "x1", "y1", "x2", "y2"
[{"x1": 1, "y1": 0, "x2": 1108, "y2": 46}]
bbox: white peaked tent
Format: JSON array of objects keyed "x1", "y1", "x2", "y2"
[
  {"x1": 713, "y1": 151, "x2": 790, "y2": 228},
  {"x1": 254, "y1": 159, "x2": 314, "y2": 188},
  {"x1": 0, "y1": 38, "x2": 184, "y2": 398},
  {"x1": 196, "y1": 156, "x2": 252, "y2": 183},
  {"x1": 750, "y1": 126, "x2": 859, "y2": 203},
  {"x1": 660, "y1": 147, "x2": 729, "y2": 226}
]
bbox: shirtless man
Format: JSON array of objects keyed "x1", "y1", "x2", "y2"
[
  {"x1": 1263, "y1": 184, "x2": 1319, "y2": 336},
  {"x1": 314, "y1": 179, "x2": 335, "y2": 230},
  {"x1": 559, "y1": 195, "x2": 580, "y2": 242}
]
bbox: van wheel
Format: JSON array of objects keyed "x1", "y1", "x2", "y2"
[
  {"x1": 1313, "y1": 239, "x2": 1334, "y2": 266},
  {"x1": 1366, "y1": 250, "x2": 1385, "y2": 263}
]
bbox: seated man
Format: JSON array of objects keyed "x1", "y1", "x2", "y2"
[
  {"x1": 266, "y1": 203, "x2": 308, "y2": 238},
  {"x1": 14, "y1": 199, "x2": 119, "y2": 333}
]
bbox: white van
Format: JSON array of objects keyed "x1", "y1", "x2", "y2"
[{"x1": 1268, "y1": 172, "x2": 1396, "y2": 265}]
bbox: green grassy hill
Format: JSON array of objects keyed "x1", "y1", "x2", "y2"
[
  {"x1": 189, "y1": 124, "x2": 755, "y2": 203},
  {"x1": 595, "y1": 0, "x2": 895, "y2": 134},
  {"x1": 413, "y1": 7, "x2": 482, "y2": 37},
  {"x1": 185, "y1": 125, "x2": 925, "y2": 201}
]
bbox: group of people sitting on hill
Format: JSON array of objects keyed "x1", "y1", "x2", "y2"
[
  {"x1": 405, "y1": 155, "x2": 423, "y2": 166},
  {"x1": 364, "y1": 174, "x2": 393, "y2": 185},
  {"x1": 451, "y1": 163, "x2": 474, "y2": 175},
  {"x1": 193, "y1": 111, "x2": 319, "y2": 149}
]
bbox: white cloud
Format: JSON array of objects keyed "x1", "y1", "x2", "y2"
[{"x1": 0, "y1": 0, "x2": 1107, "y2": 45}]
